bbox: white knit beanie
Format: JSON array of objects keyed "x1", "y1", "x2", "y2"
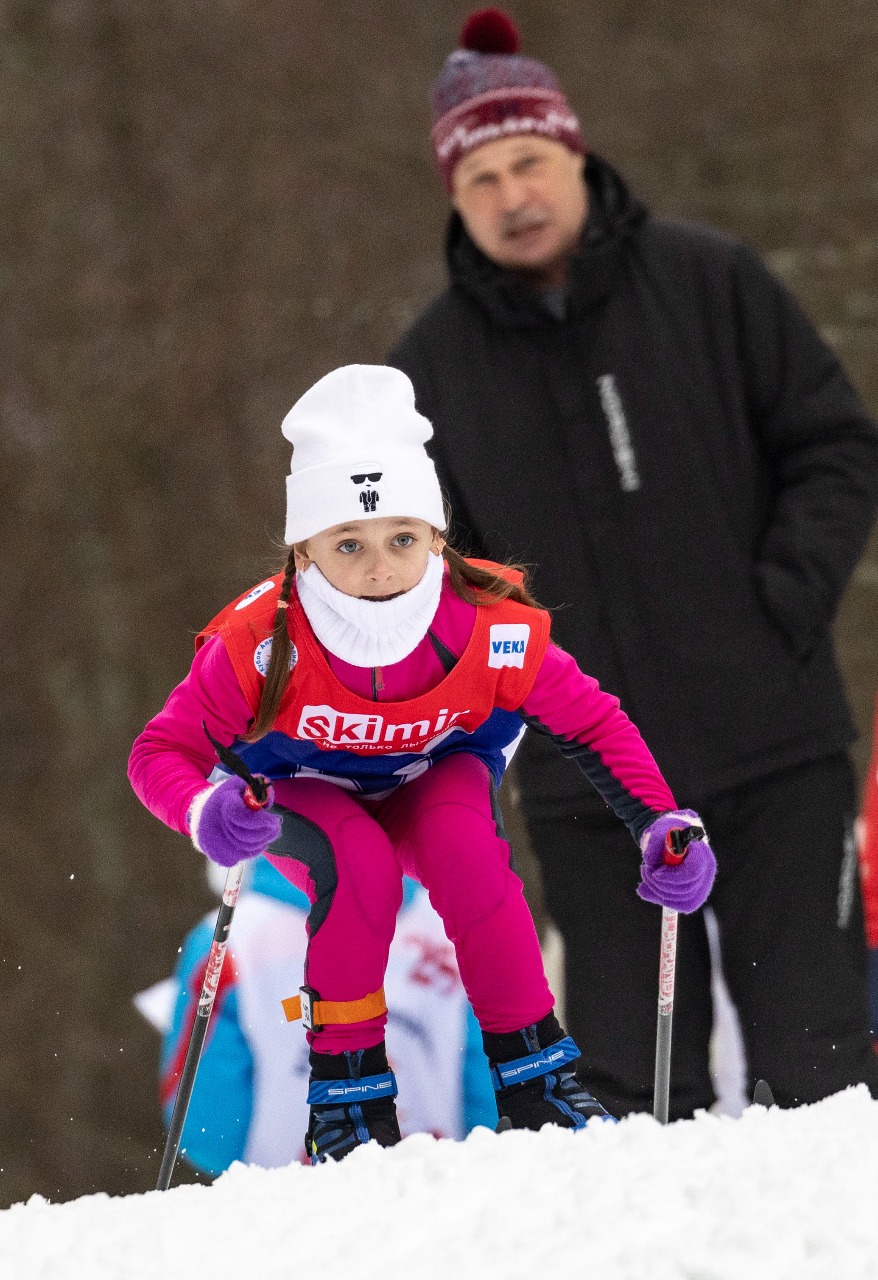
[{"x1": 281, "y1": 365, "x2": 446, "y2": 545}]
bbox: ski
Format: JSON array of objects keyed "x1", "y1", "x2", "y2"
[{"x1": 752, "y1": 1079, "x2": 775, "y2": 1107}]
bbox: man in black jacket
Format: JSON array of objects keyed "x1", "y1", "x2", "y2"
[{"x1": 389, "y1": 10, "x2": 878, "y2": 1117}]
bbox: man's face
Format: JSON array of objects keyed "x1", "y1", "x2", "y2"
[{"x1": 451, "y1": 135, "x2": 587, "y2": 286}]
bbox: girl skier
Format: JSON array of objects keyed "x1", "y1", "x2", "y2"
[{"x1": 129, "y1": 363, "x2": 716, "y2": 1162}]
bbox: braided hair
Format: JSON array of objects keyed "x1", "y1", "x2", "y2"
[{"x1": 242, "y1": 545, "x2": 297, "y2": 743}]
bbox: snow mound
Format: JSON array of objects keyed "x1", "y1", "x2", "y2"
[{"x1": 3, "y1": 1087, "x2": 878, "y2": 1280}]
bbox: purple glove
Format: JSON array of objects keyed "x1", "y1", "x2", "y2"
[
  {"x1": 637, "y1": 809, "x2": 716, "y2": 913},
  {"x1": 188, "y1": 776, "x2": 281, "y2": 867}
]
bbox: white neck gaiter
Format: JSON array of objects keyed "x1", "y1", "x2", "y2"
[{"x1": 296, "y1": 551, "x2": 445, "y2": 668}]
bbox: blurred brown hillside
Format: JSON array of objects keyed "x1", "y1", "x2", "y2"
[{"x1": 1, "y1": 1, "x2": 876, "y2": 1207}]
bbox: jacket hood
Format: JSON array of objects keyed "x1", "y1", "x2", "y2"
[{"x1": 445, "y1": 152, "x2": 649, "y2": 327}]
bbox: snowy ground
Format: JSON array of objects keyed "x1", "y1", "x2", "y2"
[{"x1": 3, "y1": 1087, "x2": 877, "y2": 1280}]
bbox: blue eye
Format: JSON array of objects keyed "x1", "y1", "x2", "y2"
[
  {"x1": 393, "y1": 534, "x2": 416, "y2": 548},
  {"x1": 338, "y1": 541, "x2": 360, "y2": 554}
]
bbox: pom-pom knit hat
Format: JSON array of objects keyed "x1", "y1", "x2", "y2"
[
  {"x1": 430, "y1": 7, "x2": 584, "y2": 191},
  {"x1": 281, "y1": 365, "x2": 446, "y2": 545}
]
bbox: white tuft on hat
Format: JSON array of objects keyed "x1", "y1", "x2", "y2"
[{"x1": 280, "y1": 365, "x2": 446, "y2": 545}]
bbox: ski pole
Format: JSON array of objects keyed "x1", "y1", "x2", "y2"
[
  {"x1": 652, "y1": 826, "x2": 700, "y2": 1125},
  {"x1": 653, "y1": 903, "x2": 678, "y2": 1125},
  {"x1": 156, "y1": 733, "x2": 270, "y2": 1192},
  {"x1": 156, "y1": 859, "x2": 246, "y2": 1190}
]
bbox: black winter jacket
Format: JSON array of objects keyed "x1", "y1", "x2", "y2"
[{"x1": 389, "y1": 155, "x2": 878, "y2": 815}]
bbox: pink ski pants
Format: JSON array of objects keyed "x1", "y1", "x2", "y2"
[{"x1": 265, "y1": 752, "x2": 553, "y2": 1053}]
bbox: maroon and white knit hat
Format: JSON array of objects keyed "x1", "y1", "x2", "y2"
[{"x1": 430, "y1": 8, "x2": 585, "y2": 191}]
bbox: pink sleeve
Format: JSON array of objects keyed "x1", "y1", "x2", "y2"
[
  {"x1": 521, "y1": 642, "x2": 676, "y2": 839},
  {"x1": 127, "y1": 637, "x2": 255, "y2": 835}
]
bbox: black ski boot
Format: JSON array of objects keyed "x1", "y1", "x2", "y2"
[
  {"x1": 484, "y1": 1013, "x2": 616, "y2": 1132},
  {"x1": 305, "y1": 1043, "x2": 401, "y2": 1164}
]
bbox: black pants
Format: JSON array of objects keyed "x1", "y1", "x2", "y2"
[{"x1": 527, "y1": 753, "x2": 877, "y2": 1118}]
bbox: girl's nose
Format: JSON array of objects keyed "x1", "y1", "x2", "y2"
[{"x1": 367, "y1": 554, "x2": 393, "y2": 581}]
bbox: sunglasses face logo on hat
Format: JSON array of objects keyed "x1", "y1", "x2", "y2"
[{"x1": 351, "y1": 471, "x2": 383, "y2": 514}]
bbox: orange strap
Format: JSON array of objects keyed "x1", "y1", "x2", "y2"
[{"x1": 281, "y1": 987, "x2": 387, "y2": 1026}]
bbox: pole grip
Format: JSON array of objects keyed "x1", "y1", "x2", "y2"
[
  {"x1": 663, "y1": 823, "x2": 705, "y2": 866},
  {"x1": 242, "y1": 780, "x2": 270, "y2": 810}
]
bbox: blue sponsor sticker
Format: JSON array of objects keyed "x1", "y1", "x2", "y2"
[{"x1": 234, "y1": 580, "x2": 275, "y2": 611}]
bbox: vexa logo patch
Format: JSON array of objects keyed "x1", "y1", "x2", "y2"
[
  {"x1": 488, "y1": 624, "x2": 530, "y2": 669},
  {"x1": 297, "y1": 705, "x2": 469, "y2": 748}
]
